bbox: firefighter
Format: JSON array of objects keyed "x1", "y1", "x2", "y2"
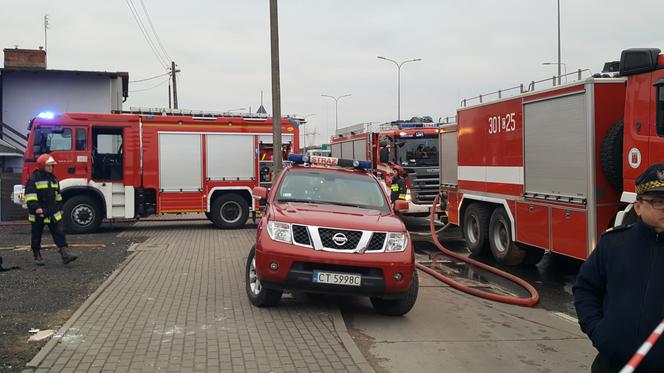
[
  {"x1": 573, "y1": 164, "x2": 664, "y2": 373},
  {"x1": 25, "y1": 154, "x2": 78, "y2": 265},
  {"x1": 390, "y1": 165, "x2": 408, "y2": 204}
]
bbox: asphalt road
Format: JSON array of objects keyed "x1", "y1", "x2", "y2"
[{"x1": 402, "y1": 215, "x2": 582, "y2": 318}]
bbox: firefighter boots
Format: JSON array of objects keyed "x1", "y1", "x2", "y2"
[
  {"x1": 32, "y1": 248, "x2": 45, "y2": 266},
  {"x1": 58, "y1": 246, "x2": 78, "y2": 265}
]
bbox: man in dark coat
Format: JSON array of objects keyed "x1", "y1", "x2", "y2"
[
  {"x1": 573, "y1": 164, "x2": 664, "y2": 372},
  {"x1": 25, "y1": 154, "x2": 77, "y2": 265}
]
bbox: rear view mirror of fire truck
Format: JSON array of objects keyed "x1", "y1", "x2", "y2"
[
  {"x1": 394, "y1": 200, "x2": 409, "y2": 212},
  {"x1": 252, "y1": 187, "x2": 268, "y2": 201}
]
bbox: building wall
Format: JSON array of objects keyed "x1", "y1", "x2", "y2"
[{"x1": 2, "y1": 71, "x2": 114, "y2": 134}]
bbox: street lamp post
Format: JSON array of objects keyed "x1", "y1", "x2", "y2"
[
  {"x1": 301, "y1": 113, "x2": 316, "y2": 151},
  {"x1": 377, "y1": 56, "x2": 422, "y2": 121},
  {"x1": 557, "y1": 0, "x2": 561, "y2": 85},
  {"x1": 542, "y1": 62, "x2": 567, "y2": 83},
  {"x1": 321, "y1": 94, "x2": 351, "y2": 133}
]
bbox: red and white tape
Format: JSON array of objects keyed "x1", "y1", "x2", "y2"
[{"x1": 619, "y1": 319, "x2": 664, "y2": 373}]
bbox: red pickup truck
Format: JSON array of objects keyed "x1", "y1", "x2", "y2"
[{"x1": 245, "y1": 154, "x2": 418, "y2": 316}]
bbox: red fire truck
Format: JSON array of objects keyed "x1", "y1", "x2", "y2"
[
  {"x1": 12, "y1": 108, "x2": 300, "y2": 233},
  {"x1": 439, "y1": 47, "x2": 664, "y2": 266},
  {"x1": 330, "y1": 119, "x2": 443, "y2": 215}
]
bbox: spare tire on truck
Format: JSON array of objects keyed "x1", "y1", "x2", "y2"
[{"x1": 601, "y1": 120, "x2": 624, "y2": 191}]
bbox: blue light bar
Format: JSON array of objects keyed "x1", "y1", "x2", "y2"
[
  {"x1": 288, "y1": 154, "x2": 305, "y2": 164},
  {"x1": 37, "y1": 111, "x2": 55, "y2": 120},
  {"x1": 353, "y1": 160, "x2": 372, "y2": 169}
]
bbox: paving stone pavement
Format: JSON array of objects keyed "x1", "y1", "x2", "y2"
[{"x1": 26, "y1": 221, "x2": 364, "y2": 373}]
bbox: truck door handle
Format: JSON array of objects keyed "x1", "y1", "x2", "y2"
[{"x1": 68, "y1": 167, "x2": 75, "y2": 174}]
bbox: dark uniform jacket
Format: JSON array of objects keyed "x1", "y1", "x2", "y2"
[
  {"x1": 390, "y1": 174, "x2": 407, "y2": 203},
  {"x1": 24, "y1": 169, "x2": 64, "y2": 223},
  {"x1": 573, "y1": 219, "x2": 664, "y2": 370}
]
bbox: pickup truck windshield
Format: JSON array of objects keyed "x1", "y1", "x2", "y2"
[{"x1": 276, "y1": 169, "x2": 388, "y2": 212}]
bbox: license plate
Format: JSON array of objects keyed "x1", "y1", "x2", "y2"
[{"x1": 312, "y1": 271, "x2": 361, "y2": 287}]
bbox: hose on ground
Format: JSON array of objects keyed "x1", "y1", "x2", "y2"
[{"x1": 415, "y1": 195, "x2": 540, "y2": 307}]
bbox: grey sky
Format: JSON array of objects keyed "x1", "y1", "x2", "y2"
[{"x1": 2, "y1": 0, "x2": 663, "y2": 146}]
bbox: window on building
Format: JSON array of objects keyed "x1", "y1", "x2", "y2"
[
  {"x1": 33, "y1": 127, "x2": 72, "y2": 154},
  {"x1": 76, "y1": 128, "x2": 87, "y2": 151}
]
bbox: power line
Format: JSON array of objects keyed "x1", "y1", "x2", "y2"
[
  {"x1": 129, "y1": 77, "x2": 170, "y2": 92},
  {"x1": 124, "y1": 0, "x2": 168, "y2": 68},
  {"x1": 129, "y1": 71, "x2": 171, "y2": 83},
  {"x1": 138, "y1": 0, "x2": 172, "y2": 62}
]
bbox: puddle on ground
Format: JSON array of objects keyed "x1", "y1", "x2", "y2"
[{"x1": 416, "y1": 251, "x2": 519, "y2": 297}]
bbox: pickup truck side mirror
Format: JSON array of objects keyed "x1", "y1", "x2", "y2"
[
  {"x1": 394, "y1": 200, "x2": 409, "y2": 212},
  {"x1": 252, "y1": 187, "x2": 268, "y2": 200}
]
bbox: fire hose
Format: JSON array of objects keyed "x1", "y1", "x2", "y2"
[
  {"x1": 415, "y1": 195, "x2": 540, "y2": 307},
  {"x1": 619, "y1": 319, "x2": 664, "y2": 373}
]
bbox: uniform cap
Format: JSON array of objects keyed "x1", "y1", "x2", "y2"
[{"x1": 635, "y1": 164, "x2": 664, "y2": 195}]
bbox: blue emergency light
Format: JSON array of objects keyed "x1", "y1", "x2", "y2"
[
  {"x1": 37, "y1": 111, "x2": 55, "y2": 120},
  {"x1": 288, "y1": 154, "x2": 306, "y2": 164}
]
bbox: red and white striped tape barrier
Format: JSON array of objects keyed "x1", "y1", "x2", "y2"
[{"x1": 619, "y1": 319, "x2": 664, "y2": 373}]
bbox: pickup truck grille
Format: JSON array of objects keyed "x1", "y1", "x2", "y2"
[{"x1": 319, "y1": 228, "x2": 363, "y2": 251}]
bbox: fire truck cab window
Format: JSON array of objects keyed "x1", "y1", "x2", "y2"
[
  {"x1": 396, "y1": 135, "x2": 439, "y2": 167},
  {"x1": 33, "y1": 127, "x2": 72, "y2": 154},
  {"x1": 92, "y1": 129, "x2": 123, "y2": 180},
  {"x1": 75, "y1": 128, "x2": 87, "y2": 151},
  {"x1": 379, "y1": 136, "x2": 393, "y2": 163},
  {"x1": 657, "y1": 85, "x2": 664, "y2": 137}
]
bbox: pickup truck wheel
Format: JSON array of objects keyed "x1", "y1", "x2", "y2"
[
  {"x1": 488, "y1": 207, "x2": 526, "y2": 266},
  {"x1": 63, "y1": 195, "x2": 102, "y2": 234},
  {"x1": 371, "y1": 270, "x2": 419, "y2": 316},
  {"x1": 210, "y1": 194, "x2": 249, "y2": 229},
  {"x1": 245, "y1": 246, "x2": 282, "y2": 307},
  {"x1": 463, "y1": 203, "x2": 492, "y2": 256}
]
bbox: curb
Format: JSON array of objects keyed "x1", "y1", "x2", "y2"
[
  {"x1": 331, "y1": 303, "x2": 376, "y2": 373},
  {"x1": 25, "y1": 251, "x2": 139, "y2": 369}
]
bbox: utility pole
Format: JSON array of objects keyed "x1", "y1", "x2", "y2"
[
  {"x1": 43, "y1": 14, "x2": 49, "y2": 67},
  {"x1": 170, "y1": 61, "x2": 180, "y2": 109},
  {"x1": 269, "y1": 0, "x2": 283, "y2": 175},
  {"x1": 557, "y1": 0, "x2": 562, "y2": 85},
  {"x1": 168, "y1": 82, "x2": 172, "y2": 109}
]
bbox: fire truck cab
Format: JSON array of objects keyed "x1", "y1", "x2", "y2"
[
  {"x1": 439, "y1": 47, "x2": 664, "y2": 266},
  {"x1": 12, "y1": 109, "x2": 300, "y2": 233},
  {"x1": 330, "y1": 119, "x2": 442, "y2": 216},
  {"x1": 246, "y1": 154, "x2": 418, "y2": 316}
]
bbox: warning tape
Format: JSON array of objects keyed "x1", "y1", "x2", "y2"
[{"x1": 619, "y1": 319, "x2": 664, "y2": 373}]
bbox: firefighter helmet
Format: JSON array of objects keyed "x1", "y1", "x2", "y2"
[
  {"x1": 392, "y1": 165, "x2": 405, "y2": 175},
  {"x1": 36, "y1": 154, "x2": 57, "y2": 170}
]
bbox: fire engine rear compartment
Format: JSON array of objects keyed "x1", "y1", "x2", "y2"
[
  {"x1": 441, "y1": 78, "x2": 626, "y2": 261},
  {"x1": 155, "y1": 131, "x2": 294, "y2": 214}
]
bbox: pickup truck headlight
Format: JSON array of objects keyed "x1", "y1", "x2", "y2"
[
  {"x1": 267, "y1": 221, "x2": 292, "y2": 243},
  {"x1": 385, "y1": 232, "x2": 407, "y2": 252}
]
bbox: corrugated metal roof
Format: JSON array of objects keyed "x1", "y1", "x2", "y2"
[{"x1": 0, "y1": 138, "x2": 23, "y2": 157}]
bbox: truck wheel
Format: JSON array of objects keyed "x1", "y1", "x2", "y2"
[
  {"x1": 463, "y1": 203, "x2": 492, "y2": 256},
  {"x1": 245, "y1": 246, "x2": 282, "y2": 307},
  {"x1": 210, "y1": 194, "x2": 249, "y2": 229},
  {"x1": 371, "y1": 270, "x2": 419, "y2": 316},
  {"x1": 601, "y1": 120, "x2": 624, "y2": 191},
  {"x1": 488, "y1": 208, "x2": 526, "y2": 266},
  {"x1": 63, "y1": 195, "x2": 102, "y2": 234}
]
